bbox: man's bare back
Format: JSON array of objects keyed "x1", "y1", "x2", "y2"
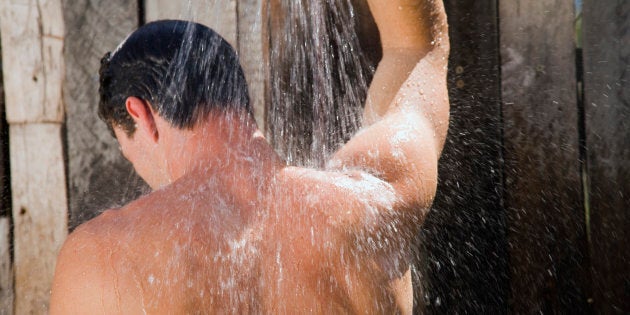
[
  {"x1": 50, "y1": 0, "x2": 449, "y2": 313},
  {"x1": 54, "y1": 165, "x2": 417, "y2": 312}
]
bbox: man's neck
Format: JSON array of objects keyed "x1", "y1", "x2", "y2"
[{"x1": 162, "y1": 113, "x2": 285, "y2": 188}]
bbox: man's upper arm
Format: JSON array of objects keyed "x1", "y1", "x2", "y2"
[
  {"x1": 329, "y1": 0, "x2": 449, "y2": 209},
  {"x1": 49, "y1": 228, "x2": 113, "y2": 314},
  {"x1": 329, "y1": 108, "x2": 440, "y2": 209},
  {"x1": 329, "y1": 50, "x2": 449, "y2": 210}
]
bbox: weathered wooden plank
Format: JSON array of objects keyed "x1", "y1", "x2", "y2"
[
  {"x1": 0, "y1": 218, "x2": 12, "y2": 314},
  {"x1": 582, "y1": 1, "x2": 630, "y2": 312},
  {"x1": 238, "y1": 0, "x2": 265, "y2": 130},
  {"x1": 0, "y1": 0, "x2": 65, "y2": 124},
  {"x1": 0, "y1": 0, "x2": 68, "y2": 313},
  {"x1": 145, "y1": 0, "x2": 238, "y2": 47},
  {"x1": 500, "y1": 0, "x2": 591, "y2": 312},
  {"x1": 63, "y1": 0, "x2": 146, "y2": 228},
  {"x1": 9, "y1": 124, "x2": 67, "y2": 314},
  {"x1": 418, "y1": 0, "x2": 507, "y2": 313}
]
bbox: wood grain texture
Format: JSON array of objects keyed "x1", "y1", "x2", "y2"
[
  {"x1": 63, "y1": 0, "x2": 147, "y2": 229},
  {"x1": 145, "y1": 0, "x2": 238, "y2": 47},
  {"x1": 0, "y1": 218, "x2": 12, "y2": 314},
  {"x1": 0, "y1": 1, "x2": 68, "y2": 313},
  {"x1": 500, "y1": 0, "x2": 591, "y2": 312},
  {"x1": 582, "y1": 1, "x2": 630, "y2": 312},
  {"x1": 0, "y1": 0, "x2": 65, "y2": 124},
  {"x1": 9, "y1": 124, "x2": 67, "y2": 314}
]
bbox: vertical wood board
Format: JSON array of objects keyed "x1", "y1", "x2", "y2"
[
  {"x1": 582, "y1": 0, "x2": 630, "y2": 312},
  {"x1": 0, "y1": 218, "x2": 12, "y2": 314},
  {"x1": 63, "y1": 0, "x2": 146, "y2": 228},
  {"x1": 500, "y1": 0, "x2": 591, "y2": 312},
  {"x1": 10, "y1": 124, "x2": 67, "y2": 314},
  {"x1": 1, "y1": 0, "x2": 68, "y2": 313},
  {"x1": 0, "y1": 0, "x2": 65, "y2": 123}
]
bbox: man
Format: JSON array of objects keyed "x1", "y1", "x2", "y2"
[{"x1": 50, "y1": 0, "x2": 449, "y2": 313}]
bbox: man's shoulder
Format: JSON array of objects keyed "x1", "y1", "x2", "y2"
[
  {"x1": 72, "y1": 207, "x2": 126, "y2": 239},
  {"x1": 57, "y1": 204, "x2": 143, "y2": 270},
  {"x1": 56, "y1": 208, "x2": 124, "y2": 269},
  {"x1": 50, "y1": 211, "x2": 115, "y2": 313},
  {"x1": 50, "y1": 205, "x2": 150, "y2": 313},
  {"x1": 280, "y1": 166, "x2": 398, "y2": 205},
  {"x1": 74, "y1": 189, "x2": 163, "y2": 235},
  {"x1": 275, "y1": 166, "x2": 400, "y2": 240}
]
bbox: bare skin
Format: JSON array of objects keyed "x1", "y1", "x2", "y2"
[{"x1": 50, "y1": 0, "x2": 449, "y2": 313}]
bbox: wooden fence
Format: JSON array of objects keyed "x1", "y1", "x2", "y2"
[{"x1": 0, "y1": 0, "x2": 627, "y2": 313}]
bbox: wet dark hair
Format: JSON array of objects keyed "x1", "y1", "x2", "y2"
[{"x1": 99, "y1": 20, "x2": 251, "y2": 136}]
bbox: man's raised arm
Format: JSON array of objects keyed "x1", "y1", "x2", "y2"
[{"x1": 329, "y1": 0, "x2": 449, "y2": 209}]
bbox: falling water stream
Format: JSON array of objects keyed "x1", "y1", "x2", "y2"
[{"x1": 265, "y1": 0, "x2": 378, "y2": 167}]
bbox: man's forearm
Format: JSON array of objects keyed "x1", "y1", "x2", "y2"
[
  {"x1": 363, "y1": 0, "x2": 449, "y2": 125},
  {"x1": 367, "y1": 0, "x2": 447, "y2": 52}
]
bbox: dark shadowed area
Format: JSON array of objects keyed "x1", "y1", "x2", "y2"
[{"x1": 63, "y1": 0, "x2": 149, "y2": 229}]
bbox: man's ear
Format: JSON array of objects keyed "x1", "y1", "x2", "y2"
[{"x1": 125, "y1": 96, "x2": 159, "y2": 143}]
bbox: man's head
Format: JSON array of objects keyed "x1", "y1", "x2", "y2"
[
  {"x1": 98, "y1": 20, "x2": 251, "y2": 137},
  {"x1": 98, "y1": 20, "x2": 253, "y2": 188}
]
